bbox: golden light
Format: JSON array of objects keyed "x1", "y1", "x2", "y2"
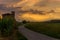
[
  {"x1": 18, "y1": 12, "x2": 53, "y2": 22},
  {"x1": 0, "y1": 15, "x2": 2, "y2": 19}
]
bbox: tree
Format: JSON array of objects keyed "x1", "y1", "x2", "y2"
[
  {"x1": 22, "y1": 20, "x2": 27, "y2": 24},
  {"x1": 48, "y1": 10, "x2": 55, "y2": 13}
]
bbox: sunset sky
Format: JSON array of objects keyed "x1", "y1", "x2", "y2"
[{"x1": 0, "y1": 0, "x2": 60, "y2": 22}]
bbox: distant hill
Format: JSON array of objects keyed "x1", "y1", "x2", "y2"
[{"x1": 43, "y1": 20, "x2": 60, "y2": 23}]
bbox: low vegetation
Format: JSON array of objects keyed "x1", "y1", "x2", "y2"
[{"x1": 25, "y1": 22, "x2": 60, "y2": 39}]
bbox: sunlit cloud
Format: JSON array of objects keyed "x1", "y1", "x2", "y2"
[
  {"x1": 0, "y1": 0, "x2": 60, "y2": 22},
  {"x1": 16, "y1": 12, "x2": 60, "y2": 22}
]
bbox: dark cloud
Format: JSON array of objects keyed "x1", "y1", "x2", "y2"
[
  {"x1": 0, "y1": 0, "x2": 21, "y2": 4},
  {"x1": 0, "y1": 0, "x2": 22, "y2": 12}
]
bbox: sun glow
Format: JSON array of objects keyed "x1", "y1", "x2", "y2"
[
  {"x1": 18, "y1": 12, "x2": 53, "y2": 22},
  {"x1": 0, "y1": 15, "x2": 2, "y2": 19},
  {"x1": 16, "y1": 11, "x2": 60, "y2": 22}
]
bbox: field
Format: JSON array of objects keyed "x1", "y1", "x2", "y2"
[{"x1": 25, "y1": 22, "x2": 60, "y2": 39}]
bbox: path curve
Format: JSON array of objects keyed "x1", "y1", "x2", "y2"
[{"x1": 18, "y1": 25, "x2": 60, "y2": 40}]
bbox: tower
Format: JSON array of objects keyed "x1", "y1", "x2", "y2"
[
  {"x1": 11, "y1": 11, "x2": 15, "y2": 17},
  {"x1": 2, "y1": 11, "x2": 15, "y2": 20}
]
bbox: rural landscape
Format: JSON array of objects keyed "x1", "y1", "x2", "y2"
[{"x1": 0, "y1": 0, "x2": 60, "y2": 40}]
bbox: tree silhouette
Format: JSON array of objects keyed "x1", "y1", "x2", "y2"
[
  {"x1": 22, "y1": 20, "x2": 27, "y2": 24},
  {"x1": 48, "y1": 10, "x2": 55, "y2": 13}
]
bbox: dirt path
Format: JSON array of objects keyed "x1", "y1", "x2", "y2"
[{"x1": 18, "y1": 25, "x2": 60, "y2": 40}]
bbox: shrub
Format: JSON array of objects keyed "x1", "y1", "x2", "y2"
[{"x1": 0, "y1": 17, "x2": 15, "y2": 37}]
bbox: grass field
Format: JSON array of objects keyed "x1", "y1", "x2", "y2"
[{"x1": 25, "y1": 22, "x2": 60, "y2": 39}]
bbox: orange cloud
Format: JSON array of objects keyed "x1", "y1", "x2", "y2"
[
  {"x1": 16, "y1": 11, "x2": 60, "y2": 22},
  {"x1": 13, "y1": 0, "x2": 41, "y2": 7},
  {"x1": 17, "y1": 12, "x2": 52, "y2": 22}
]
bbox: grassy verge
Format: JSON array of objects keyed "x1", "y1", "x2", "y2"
[
  {"x1": 25, "y1": 22, "x2": 60, "y2": 39},
  {"x1": 0, "y1": 30, "x2": 27, "y2": 40}
]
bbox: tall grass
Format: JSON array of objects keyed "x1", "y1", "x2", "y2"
[{"x1": 0, "y1": 16, "x2": 27, "y2": 40}]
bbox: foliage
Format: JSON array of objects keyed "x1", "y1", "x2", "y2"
[
  {"x1": 16, "y1": 31, "x2": 27, "y2": 40},
  {"x1": 22, "y1": 20, "x2": 27, "y2": 24},
  {"x1": 0, "y1": 16, "x2": 27, "y2": 40},
  {"x1": 0, "y1": 17, "x2": 14, "y2": 37}
]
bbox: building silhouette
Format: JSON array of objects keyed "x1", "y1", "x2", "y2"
[{"x1": 2, "y1": 11, "x2": 15, "y2": 19}]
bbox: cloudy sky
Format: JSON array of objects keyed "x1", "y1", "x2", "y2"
[
  {"x1": 0, "y1": 0, "x2": 60, "y2": 22},
  {"x1": 0, "y1": 0, "x2": 60, "y2": 10}
]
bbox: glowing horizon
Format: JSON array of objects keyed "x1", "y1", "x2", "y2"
[
  {"x1": 0, "y1": 0, "x2": 60, "y2": 22},
  {"x1": 16, "y1": 12, "x2": 60, "y2": 22}
]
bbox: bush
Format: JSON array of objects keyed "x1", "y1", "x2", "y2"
[
  {"x1": 0, "y1": 16, "x2": 27, "y2": 40},
  {"x1": 22, "y1": 20, "x2": 27, "y2": 24},
  {"x1": 1, "y1": 17, "x2": 14, "y2": 37}
]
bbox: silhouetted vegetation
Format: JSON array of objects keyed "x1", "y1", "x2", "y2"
[
  {"x1": 1, "y1": 17, "x2": 14, "y2": 37},
  {"x1": 22, "y1": 20, "x2": 27, "y2": 24},
  {"x1": 42, "y1": 20, "x2": 60, "y2": 23},
  {"x1": 0, "y1": 11, "x2": 27, "y2": 40}
]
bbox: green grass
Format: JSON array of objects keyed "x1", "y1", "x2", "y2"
[
  {"x1": 25, "y1": 22, "x2": 60, "y2": 39},
  {"x1": 16, "y1": 31, "x2": 27, "y2": 40}
]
